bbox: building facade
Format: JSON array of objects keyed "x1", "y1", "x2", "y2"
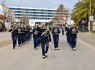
[
  {"x1": 9, "y1": 6, "x2": 58, "y2": 26},
  {"x1": 9, "y1": 6, "x2": 68, "y2": 26}
]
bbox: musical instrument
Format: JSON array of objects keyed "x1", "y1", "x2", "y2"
[
  {"x1": 72, "y1": 28, "x2": 76, "y2": 34},
  {"x1": 54, "y1": 28, "x2": 59, "y2": 35},
  {"x1": 11, "y1": 27, "x2": 18, "y2": 33},
  {"x1": 34, "y1": 30, "x2": 38, "y2": 35}
]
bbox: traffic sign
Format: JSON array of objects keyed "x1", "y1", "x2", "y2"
[{"x1": 89, "y1": 16, "x2": 94, "y2": 21}]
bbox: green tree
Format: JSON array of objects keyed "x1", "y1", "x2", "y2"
[{"x1": 71, "y1": 0, "x2": 95, "y2": 25}]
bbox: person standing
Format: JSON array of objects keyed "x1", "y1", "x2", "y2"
[
  {"x1": 52, "y1": 25, "x2": 60, "y2": 50},
  {"x1": 40, "y1": 24, "x2": 51, "y2": 58}
]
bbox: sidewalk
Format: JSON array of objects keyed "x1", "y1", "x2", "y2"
[{"x1": 78, "y1": 32, "x2": 95, "y2": 47}]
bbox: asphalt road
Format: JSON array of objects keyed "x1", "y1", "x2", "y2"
[
  {"x1": 0, "y1": 32, "x2": 11, "y2": 41},
  {"x1": 0, "y1": 34, "x2": 95, "y2": 70}
]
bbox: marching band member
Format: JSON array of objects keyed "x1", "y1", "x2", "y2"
[
  {"x1": 70, "y1": 24, "x2": 78, "y2": 51},
  {"x1": 21, "y1": 24, "x2": 26, "y2": 45},
  {"x1": 26, "y1": 24, "x2": 31, "y2": 43},
  {"x1": 9, "y1": 23, "x2": 18, "y2": 49},
  {"x1": 40, "y1": 24, "x2": 51, "y2": 58},
  {"x1": 32, "y1": 25, "x2": 39, "y2": 50},
  {"x1": 18, "y1": 23, "x2": 22, "y2": 47},
  {"x1": 52, "y1": 25, "x2": 60, "y2": 50},
  {"x1": 65, "y1": 25, "x2": 71, "y2": 45}
]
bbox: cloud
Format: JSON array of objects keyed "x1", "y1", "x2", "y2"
[{"x1": 4, "y1": 0, "x2": 78, "y2": 9}]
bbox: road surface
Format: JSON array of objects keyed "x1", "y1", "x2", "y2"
[{"x1": 0, "y1": 34, "x2": 95, "y2": 70}]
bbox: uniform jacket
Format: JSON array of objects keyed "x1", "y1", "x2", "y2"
[
  {"x1": 40, "y1": 29, "x2": 51, "y2": 43},
  {"x1": 32, "y1": 28, "x2": 40, "y2": 38},
  {"x1": 52, "y1": 27, "x2": 60, "y2": 38},
  {"x1": 70, "y1": 27, "x2": 78, "y2": 38},
  {"x1": 9, "y1": 26, "x2": 18, "y2": 36},
  {"x1": 65, "y1": 27, "x2": 71, "y2": 35}
]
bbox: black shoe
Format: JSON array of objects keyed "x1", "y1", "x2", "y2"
[
  {"x1": 56, "y1": 48, "x2": 59, "y2": 50},
  {"x1": 54, "y1": 48, "x2": 59, "y2": 50},
  {"x1": 13, "y1": 47, "x2": 15, "y2": 49},
  {"x1": 42, "y1": 56, "x2": 46, "y2": 58},
  {"x1": 72, "y1": 48, "x2": 76, "y2": 51}
]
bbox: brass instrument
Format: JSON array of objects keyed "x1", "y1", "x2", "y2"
[
  {"x1": 11, "y1": 27, "x2": 18, "y2": 33},
  {"x1": 34, "y1": 30, "x2": 38, "y2": 35},
  {"x1": 72, "y1": 28, "x2": 76, "y2": 34}
]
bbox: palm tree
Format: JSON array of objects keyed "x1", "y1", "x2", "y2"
[{"x1": 71, "y1": 0, "x2": 95, "y2": 25}]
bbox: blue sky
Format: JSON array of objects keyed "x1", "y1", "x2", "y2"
[{"x1": 0, "y1": 0, "x2": 78, "y2": 9}]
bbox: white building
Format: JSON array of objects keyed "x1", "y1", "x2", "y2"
[{"x1": 9, "y1": 6, "x2": 58, "y2": 26}]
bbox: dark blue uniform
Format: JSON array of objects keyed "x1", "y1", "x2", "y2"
[
  {"x1": 26, "y1": 25, "x2": 31, "y2": 43},
  {"x1": 9, "y1": 26, "x2": 18, "y2": 49},
  {"x1": 18, "y1": 26, "x2": 22, "y2": 46},
  {"x1": 40, "y1": 28, "x2": 51, "y2": 58},
  {"x1": 65, "y1": 26, "x2": 71, "y2": 45},
  {"x1": 21, "y1": 27, "x2": 26, "y2": 44},
  {"x1": 70, "y1": 26, "x2": 78, "y2": 50},
  {"x1": 37, "y1": 26, "x2": 42, "y2": 46},
  {"x1": 52, "y1": 26, "x2": 60, "y2": 50},
  {"x1": 32, "y1": 27, "x2": 40, "y2": 49}
]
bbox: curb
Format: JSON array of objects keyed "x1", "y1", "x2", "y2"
[{"x1": 0, "y1": 39, "x2": 12, "y2": 48}]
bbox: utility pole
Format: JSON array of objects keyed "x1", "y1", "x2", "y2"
[{"x1": 89, "y1": 0, "x2": 91, "y2": 34}]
